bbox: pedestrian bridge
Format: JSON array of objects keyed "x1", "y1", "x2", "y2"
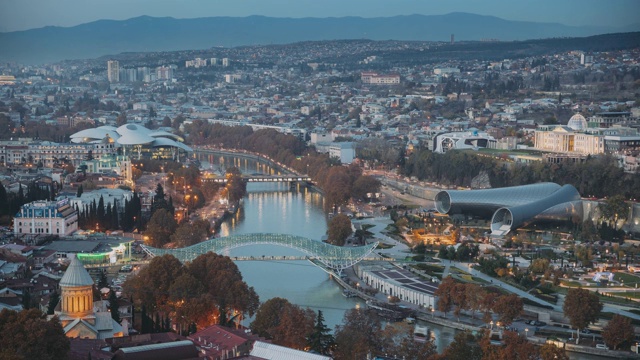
[{"x1": 141, "y1": 233, "x2": 378, "y2": 273}]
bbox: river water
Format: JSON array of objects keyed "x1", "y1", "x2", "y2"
[{"x1": 204, "y1": 158, "x2": 604, "y2": 359}]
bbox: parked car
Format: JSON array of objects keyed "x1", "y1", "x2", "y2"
[{"x1": 596, "y1": 344, "x2": 609, "y2": 350}]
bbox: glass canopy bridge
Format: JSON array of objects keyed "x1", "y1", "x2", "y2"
[{"x1": 141, "y1": 233, "x2": 379, "y2": 274}]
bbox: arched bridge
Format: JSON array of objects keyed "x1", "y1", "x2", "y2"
[{"x1": 141, "y1": 233, "x2": 378, "y2": 273}]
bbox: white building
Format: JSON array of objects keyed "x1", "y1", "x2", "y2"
[
  {"x1": 107, "y1": 60, "x2": 119, "y2": 83},
  {"x1": 434, "y1": 130, "x2": 496, "y2": 153},
  {"x1": 356, "y1": 264, "x2": 437, "y2": 309},
  {"x1": 13, "y1": 199, "x2": 78, "y2": 236}
]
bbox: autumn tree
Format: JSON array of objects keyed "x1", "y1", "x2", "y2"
[
  {"x1": 539, "y1": 343, "x2": 569, "y2": 360},
  {"x1": 187, "y1": 252, "x2": 260, "y2": 326},
  {"x1": 251, "y1": 297, "x2": 315, "y2": 349},
  {"x1": 602, "y1": 314, "x2": 635, "y2": 350},
  {"x1": 351, "y1": 175, "x2": 381, "y2": 201},
  {"x1": 306, "y1": 310, "x2": 335, "y2": 355},
  {"x1": 171, "y1": 219, "x2": 210, "y2": 247},
  {"x1": 327, "y1": 213, "x2": 353, "y2": 246},
  {"x1": 0, "y1": 308, "x2": 70, "y2": 360},
  {"x1": 485, "y1": 331, "x2": 538, "y2": 360},
  {"x1": 333, "y1": 309, "x2": 382, "y2": 360},
  {"x1": 144, "y1": 208, "x2": 178, "y2": 247},
  {"x1": 434, "y1": 277, "x2": 456, "y2": 317},
  {"x1": 492, "y1": 294, "x2": 523, "y2": 326},
  {"x1": 529, "y1": 258, "x2": 550, "y2": 274},
  {"x1": 123, "y1": 254, "x2": 184, "y2": 312},
  {"x1": 563, "y1": 288, "x2": 602, "y2": 339},
  {"x1": 435, "y1": 331, "x2": 483, "y2": 360},
  {"x1": 378, "y1": 322, "x2": 437, "y2": 360}
]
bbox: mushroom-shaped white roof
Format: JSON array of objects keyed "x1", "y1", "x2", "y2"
[
  {"x1": 116, "y1": 123, "x2": 152, "y2": 135},
  {"x1": 117, "y1": 131, "x2": 155, "y2": 145},
  {"x1": 151, "y1": 137, "x2": 193, "y2": 152},
  {"x1": 567, "y1": 113, "x2": 588, "y2": 131},
  {"x1": 70, "y1": 123, "x2": 190, "y2": 150},
  {"x1": 60, "y1": 256, "x2": 95, "y2": 287},
  {"x1": 149, "y1": 130, "x2": 183, "y2": 142},
  {"x1": 69, "y1": 126, "x2": 120, "y2": 142}
]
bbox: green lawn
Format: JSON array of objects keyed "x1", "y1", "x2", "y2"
[{"x1": 613, "y1": 272, "x2": 640, "y2": 286}]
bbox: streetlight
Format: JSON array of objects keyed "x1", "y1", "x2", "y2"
[
  {"x1": 490, "y1": 321, "x2": 494, "y2": 330},
  {"x1": 525, "y1": 328, "x2": 529, "y2": 338},
  {"x1": 431, "y1": 307, "x2": 435, "y2": 319}
]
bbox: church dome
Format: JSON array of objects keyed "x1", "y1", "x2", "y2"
[
  {"x1": 567, "y1": 113, "x2": 588, "y2": 131},
  {"x1": 60, "y1": 256, "x2": 95, "y2": 287}
]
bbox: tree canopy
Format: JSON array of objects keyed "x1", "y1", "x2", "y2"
[
  {"x1": 0, "y1": 309, "x2": 70, "y2": 360},
  {"x1": 562, "y1": 288, "x2": 602, "y2": 335},
  {"x1": 327, "y1": 214, "x2": 353, "y2": 246}
]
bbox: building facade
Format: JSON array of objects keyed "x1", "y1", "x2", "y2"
[
  {"x1": 107, "y1": 60, "x2": 119, "y2": 83},
  {"x1": 13, "y1": 199, "x2": 79, "y2": 236}
]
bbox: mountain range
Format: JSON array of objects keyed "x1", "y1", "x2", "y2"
[{"x1": 1, "y1": 12, "x2": 638, "y2": 65}]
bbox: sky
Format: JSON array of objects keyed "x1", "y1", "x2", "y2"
[{"x1": 1, "y1": 0, "x2": 639, "y2": 32}]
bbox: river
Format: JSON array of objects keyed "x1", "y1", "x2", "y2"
[{"x1": 202, "y1": 158, "x2": 607, "y2": 358}]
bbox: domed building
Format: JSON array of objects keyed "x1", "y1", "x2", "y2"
[
  {"x1": 70, "y1": 124, "x2": 192, "y2": 161},
  {"x1": 53, "y1": 256, "x2": 124, "y2": 339},
  {"x1": 567, "y1": 113, "x2": 588, "y2": 131}
]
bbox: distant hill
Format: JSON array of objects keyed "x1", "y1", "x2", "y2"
[{"x1": 0, "y1": 12, "x2": 637, "y2": 64}]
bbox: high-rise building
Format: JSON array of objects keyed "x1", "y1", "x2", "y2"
[
  {"x1": 107, "y1": 60, "x2": 119, "y2": 82},
  {"x1": 222, "y1": 58, "x2": 230, "y2": 67}
]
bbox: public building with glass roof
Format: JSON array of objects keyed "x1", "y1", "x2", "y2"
[{"x1": 435, "y1": 182, "x2": 582, "y2": 236}]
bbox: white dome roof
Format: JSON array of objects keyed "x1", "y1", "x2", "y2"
[{"x1": 567, "y1": 113, "x2": 588, "y2": 131}]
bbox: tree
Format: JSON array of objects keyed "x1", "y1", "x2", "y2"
[
  {"x1": 108, "y1": 289, "x2": 121, "y2": 324},
  {"x1": 598, "y1": 195, "x2": 630, "y2": 229},
  {"x1": 492, "y1": 294, "x2": 523, "y2": 325},
  {"x1": 539, "y1": 343, "x2": 569, "y2": 360},
  {"x1": 123, "y1": 254, "x2": 184, "y2": 312},
  {"x1": 434, "y1": 277, "x2": 456, "y2": 317},
  {"x1": 150, "y1": 183, "x2": 170, "y2": 216},
  {"x1": 251, "y1": 297, "x2": 310, "y2": 344},
  {"x1": 327, "y1": 214, "x2": 352, "y2": 246},
  {"x1": 170, "y1": 219, "x2": 210, "y2": 247},
  {"x1": 351, "y1": 175, "x2": 381, "y2": 201},
  {"x1": 529, "y1": 258, "x2": 550, "y2": 274},
  {"x1": 333, "y1": 309, "x2": 382, "y2": 360},
  {"x1": 306, "y1": 310, "x2": 335, "y2": 355},
  {"x1": 46, "y1": 291, "x2": 60, "y2": 315},
  {"x1": 602, "y1": 314, "x2": 635, "y2": 350},
  {"x1": 144, "y1": 209, "x2": 177, "y2": 247},
  {"x1": 187, "y1": 252, "x2": 259, "y2": 327},
  {"x1": 0, "y1": 308, "x2": 70, "y2": 360},
  {"x1": 563, "y1": 288, "x2": 602, "y2": 339},
  {"x1": 437, "y1": 331, "x2": 483, "y2": 360}
]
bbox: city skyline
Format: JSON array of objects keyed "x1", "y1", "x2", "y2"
[{"x1": 1, "y1": 0, "x2": 639, "y2": 32}]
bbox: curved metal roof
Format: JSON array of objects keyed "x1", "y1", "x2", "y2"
[
  {"x1": 435, "y1": 183, "x2": 561, "y2": 214},
  {"x1": 435, "y1": 183, "x2": 582, "y2": 235},
  {"x1": 60, "y1": 256, "x2": 95, "y2": 287}
]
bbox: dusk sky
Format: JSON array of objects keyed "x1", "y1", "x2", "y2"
[{"x1": 1, "y1": 0, "x2": 639, "y2": 32}]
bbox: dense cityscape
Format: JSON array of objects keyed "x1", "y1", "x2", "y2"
[{"x1": 1, "y1": 5, "x2": 640, "y2": 360}]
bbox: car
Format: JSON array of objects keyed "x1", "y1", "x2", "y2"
[
  {"x1": 581, "y1": 329, "x2": 591, "y2": 334},
  {"x1": 596, "y1": 344, "x2": 609, "y2": 350}
]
